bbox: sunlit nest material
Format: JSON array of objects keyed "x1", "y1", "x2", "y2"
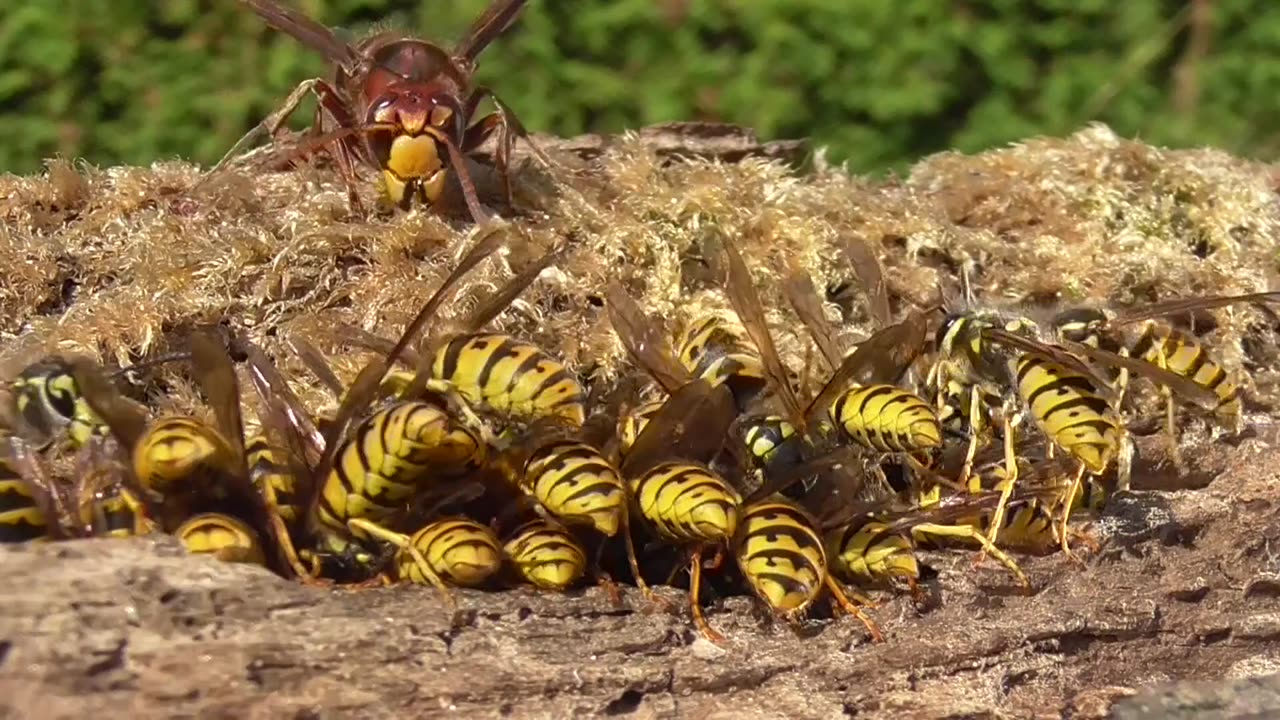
[{"x1": 0, "y1": 122, "x2": 1278, "y2": 422}]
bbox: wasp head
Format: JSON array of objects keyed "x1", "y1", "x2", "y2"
[{"x1": 366, "y1": 84, "x2": 466, "y2": 208}]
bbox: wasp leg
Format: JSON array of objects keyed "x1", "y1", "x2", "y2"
[
  {"x1": 1116, "y1": 431, "x2": 1134, "y2": 494},
  {"x1": 1163, "y1": 386, "x2": 1185, "y2": 472},
  {"x1": 1057, "y1": 465, "x2": 1089, "y2": 568},
  {"x1": 982, "y1": 412, "x2": 1021, "y2": 548},
  {"x1": 914, "y1": 522, "x2": 1031, "y2": 593},
  {"x1": 121, "y1": 489, "x2": 159, "y2": 536},
  {"x1": 259, "y1": 496, "x2": 312, "y2": 580},
  {"x1": 589, "y1": 535, "x2": 624, "y2": 607},
  {"x1": 824, "y1": 574, "x2": 884, "y2": 643},
  {"x1": 905, "y1": 576, "x2": 928, "y2": 605},
  {"x1": 956, "y1": 385, "x2": 986, "y2": 490},
  {"x1": 687, "y1": 546, "x2": 728, "y2": 645},
  {"x1": 623, "y1": 515, "x2": 669, "y2": 611},
  {"x1": 347, "y1": 518, "x2": 457, "y2": 610},
  {"x1": 461, "y1": 88, "x2": 557, "y2": 215}
]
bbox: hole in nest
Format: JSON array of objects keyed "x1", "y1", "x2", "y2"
[
  {"x1": 1190, "y1": 234, "x2": 1214, "y2": 259},
  {"x1": 604, "y1": 689, "x2": 644, "y2": 715}
]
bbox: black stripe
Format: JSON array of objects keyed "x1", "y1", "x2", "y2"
[
  {"x1": 1025, "y1": 370, "x2": 1101, "y2": 407},
  {"x1": 438, "y1": 336, "x2": 471, "y2": 383},
  {"x1": 0, "y1": 482, "x2": 35, "y2": 513},
  {"x1": 1038, "y1": 395, "x2": 1114, "y2": 426},
  {"x1": 475, "y1": 338, "x2": 522, "y2": 397},
  {"x1": 855, "y1": 385, "x2": 898, "y2": 418},
  {"x1": 1129, "y1": 326, "x2": 1157, "y2": 360},
  {"x1": 0, "y1": 516, "x2": 45, "y2": 542}
]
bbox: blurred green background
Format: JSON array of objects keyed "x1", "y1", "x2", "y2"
[{"x1": 1, "y1": 0, "x2": 1275, "y2": 176}]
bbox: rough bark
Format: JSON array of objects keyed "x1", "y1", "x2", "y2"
[{"x1": 3, "y1": 427, "x2": 1279, "y2": 719}]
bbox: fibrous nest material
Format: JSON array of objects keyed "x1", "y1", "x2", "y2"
[{"x1": 1, "y1": 122, "x2": 1278, "y2": 419}]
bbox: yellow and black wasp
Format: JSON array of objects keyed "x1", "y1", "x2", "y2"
[
  {"x1": 6, "y1": 351, "x2": 191, "y2": 451},
  {"x1": 733, "y1": 494, "x2": 883, "y2": 641},
  {"x1": 502, "y1": 517, "x2": 588, "y2": 591},
  {"x1": 233, "y1": 226, "x2": 522, "y2": 584},
  {"x1": 617, "y1": 377, "x2": 745, "y2": 644},
  {"x1": 69, "y1": 328, "x2": 294, "y2": 575},
  {"x1": 924, "y1": 270, "x2": 1231, "y2": 561},
  {"x1": 350, "y1": 515, "x2": 505, "y2": 600},
  {"x1": 0, "y1": 435, "x2": 65, "y2": 542},
  {"x1": 1049, "y1": 290, "x2": 1280, "y2": 466},
  {"x1": 716, "y1": 237, "x2": 1031, "y2": 598}
]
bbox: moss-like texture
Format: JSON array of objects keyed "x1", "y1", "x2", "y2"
[{"x1": 1, "y1": 123, "x2": 1277, "y2": 422}]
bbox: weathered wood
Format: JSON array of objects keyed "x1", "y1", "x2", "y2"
[{"x1": 1, "y1": 431, "x2": 1277, "y2": 719}]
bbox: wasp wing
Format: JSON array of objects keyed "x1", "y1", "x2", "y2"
[
  {"x1": 240, "y1": 0, "x2": 364, "y2": 73},
  {"x1": 189, "y1": 328, "x2": 248, "y2": 471},
  {"x1": 783, "y1": 263, "x2": 843, "y2": 370},
  {"x1": 980, "y1": 327, "x2": 1121, "y2": 401},
  {"x1": 63, "y1": 358, "x2": 165, "y2": 520},
  {"x1": 1059, "y1": 339, "x2": 1221, "y2": 410},
  {"x1": 330, "y1": 323, "x2": 423, "y2": 369},
  {"x1": 453, "y1": 0, "x2": 528, "y2": 65},
  {"x1": 604, "y1": 280, "x2": 691, "y2": 395},
  {"x1": 1109, "y1": 290, "x2": 1280, "y2": 326},
  {"x1": 314, "y1": 226, "x2": 511, "y2": 491},
  {"x1": 285, "y1": 333, "x2": 346, "y2": 399},
  {"x1": 619, "y1": 378, "x2": 736, "y2": 479},
  {"x1": 721, "y1": 237, "x2": 805, "y2": 427},
  {"x1": 841, "y1": 235, "x2": 891, "y2": 329},
  {"x1": 802, "y1": 307, "x2": 930, "y2": 425}
]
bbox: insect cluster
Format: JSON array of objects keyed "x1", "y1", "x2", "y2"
[
  {"x1": 3, "y1": 212, "x2": 1274, "y2": 645},
  {"x1": 1, "y1": 0, "x2": 1277, "y2": 650}
]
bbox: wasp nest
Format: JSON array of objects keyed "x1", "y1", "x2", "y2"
[{"x1": 0, "y1": 122, "x2": 1277, "y2": 416}]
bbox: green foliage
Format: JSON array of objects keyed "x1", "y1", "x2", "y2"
[{"x1": 2, "y1": 0, "x2": 1279, "y2": 175}]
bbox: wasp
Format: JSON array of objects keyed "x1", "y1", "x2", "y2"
[
  {"x1": 351, "y1": 516, "x2": 504, "y2": 601},
  {"x1": 223, "y1": 0, "x2": 545, "y2": 221},
  {"x1": 502, "y1": 517, "x2": 588, "y2": 591},
  {"x1": 0, "y1": 436, "x2": 61, "y2": 543},
  {"x1": 717, "y1": 236, "x2": 939, "y2": 518},
  {"x1": 235, "y1": 229, "x2": 519, "y2": 582},
  {"x1": 69, "y1": 327, "x2": 326, "y2": 580},
  {"x1": 327, "y1": 235, "x2": 583, "y2": 433},
  {"x1": 6, "y1": 352, "x2": 190, "y2": 452},
  {"x1": 70, "y1": 434, "x2": 153, "y2": 539},
  {"x1": 734, "y1": 495, "x2": 883, "y2": 641},
  {"x1": 176, "y1": 513, "x2": 268, "y2": 566},
  {"x1": 1049, "y1": 290, "x2": 1280, "y2": 466}
]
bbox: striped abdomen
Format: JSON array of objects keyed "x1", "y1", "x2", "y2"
[
  {"x1": 630, "y1": 462, "x2": 742, "y2": 544},
  {"x1": 246, "y1": 434, "x2": 302, "y2": 525},
  {"x1": 132, "y1": 416, "x2": 239, "y2": 496},
  {"x1": 432, "y1": 333, "x2": 586, "y2": 426},
  {"x1": 503, "y1": 519, "x2": 587, "y2": 590},
  {"x1": 397, "y1": 518, "x2": 503, "y2": 587},
  {"x1": 824, "y1": 517, "x2": 920, "y2": 585},
  {"x1": 175, "y1": 513, "x2": 266, "y2": 566},
  {"x1": 1131, "y1": 322, "x2": 1240, "y2": 415},
  {"x1": 676, "y1": 314, "x2": 767, "y2": 394},
  {"x1": 523, "y1": 440, "x2": 627, "y2": 537},
  {"x1": 1014, "y1": 355, "x2": 1122, "y2": 473},
  {"x1": 831, "y1": 385, "x2": 942, "y2": 453},
  {"x1": 315, "y1": 401, "x2": 485, "y2": 536},
  {"x1": 0, "y1": 459, "x2": 45, "y2": 543},
  {"x1": 733, "y1": 498, "x2": 827, "y2": 615}
]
